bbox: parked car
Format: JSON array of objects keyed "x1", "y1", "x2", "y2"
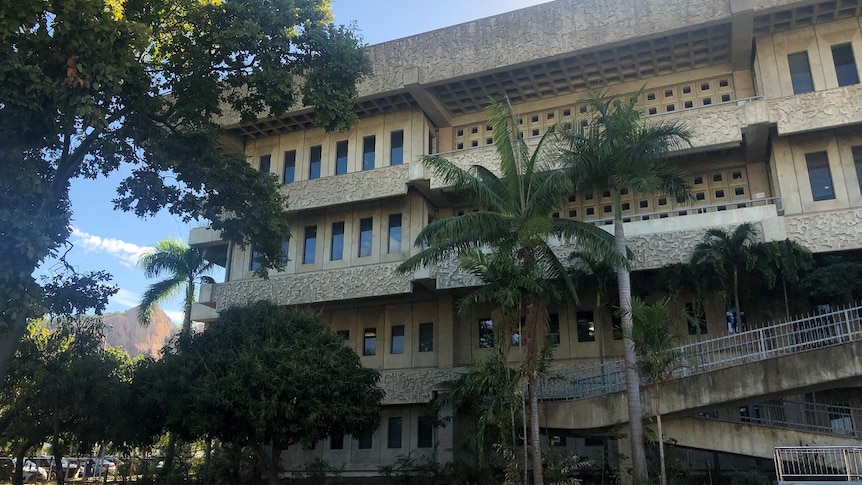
[{"x1": 21, "y1": 459, "x2": 48, "y2": 482}]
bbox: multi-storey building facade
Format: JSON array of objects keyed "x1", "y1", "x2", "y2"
[{"x1": 190, "y1": 0, "x2": 862, "y2": 475}]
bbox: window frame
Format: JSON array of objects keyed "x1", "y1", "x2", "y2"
[
  {"x1": 805, "y1": 151, "x2": 836, "y2": 201},
  {"x1": 335, "y1": 140, "x2": 348, "y2": 175},
  {"x1": 358, "y1": 217, "x2": 373, "y2": 258},
  {"x1": 390, "y1": 130, "x2": 404, "y2": 166},
  {"x1": 788, "y1": 51, "x2": 815, "y2": 94},
  {"x1": 362, "y1": 135, "x2": 376, "y2": 170}
]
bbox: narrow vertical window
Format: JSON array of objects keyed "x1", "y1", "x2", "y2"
[
  {"x1": 387, "y1": 417, "x2": 403, "y2": 449},
  {"x1": 417, "y1": 415, "x2": 434, "y2": 448},
  {"x1": 259, "y1": 154, "x2": 271, "y2": 174},
  {"x1": 388, "y1": 213, "x2": 402, "y2": 253},
  {"x1": 330, "y1": 434, "x2": 344, "y2": 450},
  {"x1": 357, "y1": 431, "x2": 372, "y2": 449},
  {"x1": 577, "y1": 311, "x2": 596, "y2": 342},
  {"x1": 283, "y1": 150, "x2": 296, "y2": 183},
  {"x1": 390, "y1": 130, "x2": 404, "y2": 165},
  {"x1": 478, "y1": 318, "x2": 494, "y2": 348},
  {"x1": 363, "y1": 135, "x2": 376, "y2": 170},
  {"x1": 832, "y1": 43, "x2": 859, "y2": 87},
  {"x1": 358, "y1": 217, "x2": 373, "y2": 257},
  {"x1": 788, "y1": 52, "x2": 815, "y2": 94},
  {"x1": 330, "y1": 221, "x2": 344, "y2": 261},
  {"x1": 249, "y1": 247, "x2": 260, "y2": 271},
  {"x1": 428, "y1": 131, "x2": 435, "y2": 155},
  {"x1": 418, "y1": 322, "x2": 433, "y2": 352},
  {"x1": 303, "y1": 225, "x2": 317, "y2": 264},
  {"x1": 363, "y1": 328, "x2": 376, "y2": 356},
  {"x1": 853, "y1": 146, "x2": 862, "y2": 194},
  {"x1": 806, "y1": 151, "x2": 835, "y2": 201},
  {"x1": 280, "y1": 238, "x2": 290, "y2": 266},
  {"x1": 391, "y1": 325, "x2": 404, "y2": 354},
  {"x1": 547, "y1": 313, "x2": 560, "y2": 345},
  {"x1": 309, "y1": 145, "x2": 322, "y2": 179},
  {"x1": 335, "y1": 140, "x2": 348, "y2": 175},
  {"x1": 337, "y1": 330, "x2": 350, "y2": 346}
]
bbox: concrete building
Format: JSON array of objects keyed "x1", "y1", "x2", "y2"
[{"x1": 189, "y1": 0, "x2": 862, "y2": 476}]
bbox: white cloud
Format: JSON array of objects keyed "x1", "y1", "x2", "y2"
[
  {"x1": 111, "y1": 288, "x2": 140, "y2": 309},
  {"x1": 164, "y1": 310, "x2": 184, "y2": 326},
  {"x1": 70, "y1": 227, "x2": 153, "y2": 269}
]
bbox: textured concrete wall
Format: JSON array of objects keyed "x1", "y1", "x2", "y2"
[
  {"x1": 785, "y1": 208, "x2": 862, "y2": 252},
  {"x1": 359, "y1": 0, "x2": 733, "y2": 97},
  {"x1": 769, "y1": 84, "x2": 862, "y2": 135}
]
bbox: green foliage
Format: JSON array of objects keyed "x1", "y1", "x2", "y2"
[
  {"x1": 691, "y1": 222, "x2": 760, "y2": 317},
  {"x1": 137, "y1": 238, "x2": 215, "y2": 339},
  {"x1": 378, "y1": 449, "x2": 452, "y2": 485},
  {"x1": 136, "y1": 301, "x2": 382, "y2": 482},
  {"x1": 728, "y1": 470, "x2": 771, "y2": 485},
  {"x1": 0, "y1": 0, "x2": 370, "y2": 384},
  {"x1": 630, "y1": 298, "x2": 691, "y2": 383},
  {"x1": 801, "y1": 254, "x2": 862, "y2": 306}
]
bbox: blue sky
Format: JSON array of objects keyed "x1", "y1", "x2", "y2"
[{"x1": 47, "y1": 0, "x2": 552, "y2": 325}]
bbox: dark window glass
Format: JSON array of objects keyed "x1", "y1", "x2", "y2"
[
  {"x1": 478, "y1": 319, "x2": 494, "y2": 348},
  {"x1": 337, "y1": 330, "x2": 350, "y2": 346},
  {"x1": 303, "y1": 226, "x2": 317, "y2": 264},
  {"x1": 363, "y1": 328, "x2": 376, "y2": 356},
  {"x1": 853, "y1": 146, "x2": 862, "y2": 194},
  {"x1": 259, "y1": 154, "x2": 271, "y2": 174},
  {"x1": 283, "y1": 150, "x2": 296, "y2": 183},
  {"x1": 363, "y1": 136, "x2": 376, "y2": 170},
  {"x1": 330, "y1": 434, "x2": 344, "y2": 450},
  {"x1": 418, "y1": 322, "x2": 433, "y2": 352},
  {"x1": 335, "y1": 140, "x2": 348, "y2": 175},
  {"x1": 832, "y1": 43, "x2": 859, "y2": 87},
  {"x1": 331, "y1": 221, "x2": 345, "y2": 261},
  {"x1": 388, "y1": 214, "x2": 402, "y2": 253},
  {"x1": 806, "y1": 151, "x2": 835, "y2": 201},
  {"x1": 417, "y1": 416, "x2": 434, "y2": 448},
  {"x1": 391, "y1": 130, "x2": 404, "y2": 165},
  {"x1": 309, "y1": 145, "x2": 322, "y2": 179},
  {"x1": 685, "y1": 303, "x2": 708, "y2": 335},
  {"x1": 391, "y1": 325, "x2": 404, "y2": 354},
  {"x1": 280, "y1": 238, "x2": 290, "y2": 266},
  {"x1": 250, "y1": 247, "x2": 260, "y2": 271},
  {"x1": 359, "y1": 217, "x2": 373, "y2": 257},
  {"x1": 788, "y1": 52, "x2": 815, "y2": 94},
  {"x1": 388, "y1": 417, "x2": 402, "y2": 448},
  {"x1": 547, "y1": 313, "x2": 560, "y2": 345},
  {"x1": 577, "y1": 311, "x2": 596, "y2": 342},
  {"x1": 357, "y1": 431, "x2": 372, "y2": 449}
]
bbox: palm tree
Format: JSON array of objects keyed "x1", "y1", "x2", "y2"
[
  {"x1": 399, "y1": 96, "x2": 618, "y2": 485},
  {"x1": 556, "y1": 90, "x2": 691, "y2": 481},
  {"x1": 691, "y1": 223, "x2": 759, "y2": 328},
  {"x1": 754, "y1": 239, "x2": 814, "y2": 320},
  {"x1": 630, "y1": 297, "x2": 691, "y2": 485},
  {"x1": 137, "y1": 238, "x2": 215, "y2": 341}
]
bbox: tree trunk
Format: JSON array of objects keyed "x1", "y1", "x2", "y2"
[
  {"x1": 615, "y1": 215, "x2": 648, "y2": 481},
  {"x1": 656, "y1": 395, "x2": 667, "y2": 485},
  {"x1": 203, "y1": 438, "x2": 213, "y2": 484},
  {"x1": 161, "y1": 432, "x2": 177, "y2": 476},
  {"x1": 53, "y1": 433, "x2": 65, "y2": 485},
  {"x1": 0, "y1": 314, "x2": 28, "y2": 390},
  {"x1": 252, "y1": 444, "x2": 281, "y2": 485},
  {"x1": 13, "y1": 445, "x2": 26, "y2": 485},
  {"x1": 783, "y1": 276, "x2": 790, "y2": 321},
  {"x1": 733, "y1": 267, "x2": 741, "y2": 331},
  {"x1": 528, "y1": 376, "x2": 544, "y2": 485}
]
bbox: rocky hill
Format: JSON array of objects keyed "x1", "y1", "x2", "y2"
[{"x1": 103, "y1": 306, "x2": 178, "y2": 358}]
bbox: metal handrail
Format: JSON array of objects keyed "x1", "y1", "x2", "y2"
[
  {"x1": 540, "y1": 303, "x2": 862, "y2": 401},
  {"x1": 698, "y1": 399, "x2": 862, "y2": 439},
  {"x1": 775, "y1": 446, "x2": 862, "y2": 481}
]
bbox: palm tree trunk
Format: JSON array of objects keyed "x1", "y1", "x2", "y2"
[
  {"x1": 528, "y1": 376, "x2": 544, "y2": 485},
  {"x1": 615, "y1": 215, "x2": 648, "y2": 481},
  {"x1": 656, "y1": 392, "x2": 667, "y2": 485},
  {"x1": 783, "y1": 276, "x2": 790, "y2": 321},
  {"x1": 733, "y1": 267, "x2": 741, "y2": 331}
]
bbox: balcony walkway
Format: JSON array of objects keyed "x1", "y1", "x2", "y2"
[{"x1": 541, "y1": 304, "x2": 862, "y2": 431}]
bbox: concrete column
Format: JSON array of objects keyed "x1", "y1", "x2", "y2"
[{"x1": 437, "y1": 294, "x2": 455, "y2": 369}]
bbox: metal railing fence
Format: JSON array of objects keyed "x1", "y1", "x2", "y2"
[
  {"x1": 775, "y1": 446, "x2": 862, "y2": 482},
  {"x1": 698, "y1": 399, "x2": 862, "y2": 438},
  {"x1": 540, "y1": 303, "x2": 862, "y2": 401}
]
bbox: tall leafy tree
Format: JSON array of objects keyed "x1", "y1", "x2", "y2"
[
  {"x1": 691, "y1": 223, "x2": 759, "y2": 325},
  {"x1": 556, "y1": 91, "x2": 691, "y2": 481},
  {"x1": 137, "y1": 238, "x2": 215, "y2": 340},
  {"x1": 0, "y1": 0, "x2": 371, "y2": 385},
  {"x1": 400, "y1": 97, "x2": 617, "y2": 485},
  {"x1": 151, "y1": 301, "x2": 383, "y2": 485},
  {"x1": 754, "y1": 239, "x2": 814, "y2": 319}
]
